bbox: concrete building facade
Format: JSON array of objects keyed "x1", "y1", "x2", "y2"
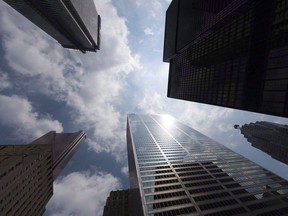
[{"x1": 0, "y1": 131, "x2": 86, "y2": 215}]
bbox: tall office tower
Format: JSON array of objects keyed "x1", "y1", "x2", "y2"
[
  {"x1": 0, "y1": 131, "x2": 86, "y2": 216},
  {"x1": 235, "y1": 121, "x2": 288, "y2": 165},
  {"x1": 127, "y1": 114, "x2": 288, "y2": 215},
  {"x1": 103, "y1": 189, "x2": 143, "y2": 216},
  {"x1": 3, "y1": 0, "x2": 101, "y2": 53},
  {"x1": 163, "y1": 0, "x2": 288, "y2": 118}
]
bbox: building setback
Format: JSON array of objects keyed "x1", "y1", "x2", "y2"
[
  {"x1": 236, "y1": 121, "x2": 288, "y2": 165},
  {"x1": 3, "y1": 0, "x2": 101, "y2": 53},
  {"x1": 0, "y1": 131, "x2": 86, "y2": 215},
  {"x1": 127, "y1": 114, "x2": 288, "y2": 215},
  {"x1": 163, "y1": 0, "x2": 288, "y2": 118}
]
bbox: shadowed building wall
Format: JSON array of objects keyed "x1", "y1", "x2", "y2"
[
  {"x1": 164, "y1": 0, "x2": 288, "y2": 118},
  {"x1": 103, "y1": 189, "x2": 143, "y2": 216}
]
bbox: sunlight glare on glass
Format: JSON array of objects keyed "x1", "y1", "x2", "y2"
[{"x1": 161, "y1": 114, "x2": 174, "y2": 129}]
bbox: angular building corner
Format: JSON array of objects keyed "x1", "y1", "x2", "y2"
[
  {"x1": 0, "y1": 130, "x2": 86, "y2": 215},
  {"x1": 163, "y1": 0, "x2": 288, "y2": 118},
  {"x1": 125, "y1": 114, "x2": 288, "y2": 215},
  {"x1": 3, "y1": 0, "x2": 101, "y2": 53}
]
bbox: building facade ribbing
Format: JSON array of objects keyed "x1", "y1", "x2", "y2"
[
  {"x1": 127, "y1": 114, "x2": 288, "y2": 215},
  {"x1": 237, "y1": 121, "x2": 288, "y2": 165},
  {"x1": 0, "y1": 131, "x2": 86, "y2": 215},
  {"x1": 164, "y1": 0, "x2": 288, "y2": 118}
]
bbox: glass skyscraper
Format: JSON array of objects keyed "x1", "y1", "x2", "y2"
[
  {"x1": 163, "y1": 0, "x2": 288, "y2": 118},
  {"x1": 127, "y1": 114, "x2": 288, "y2": 215},
  {"x1": 236, "y1": 121, "x2": 288, "y2": 165}
]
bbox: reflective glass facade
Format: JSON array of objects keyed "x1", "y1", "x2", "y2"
[
  {"x1": 164, "y1": 0, "x2": 288, "y2": 118},
  {"x1": 127, "y1": 114, "x2": 288, "y2": 215}
]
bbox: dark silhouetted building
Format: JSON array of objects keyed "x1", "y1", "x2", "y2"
[
  {"x1": 103, "y1": 189, "x2": 143, "y2": 216},
  {"x1": 127, "y1": 114, "x2": 288, "y2": 215},
  {"x1": 0, "y1": 131, "x2": 86, "y2": 216},
  {"x1": 164, "y1": 0, "x2": 288, "y2": 118},
  {"x1": 236, "y1": 121, "x2": 288, "y2": 165},
  {"x1": 3, "y1": 0, "x2": 101, "y2": 53}
]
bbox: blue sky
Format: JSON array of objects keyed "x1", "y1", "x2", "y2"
[{"x1": 1, "y1": 0, "x2": 288, "y2": 215}]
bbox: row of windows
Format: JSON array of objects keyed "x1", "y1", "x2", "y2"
[
  {"x1": 138, "y1": 158, "x2": 166, "y2": 163},
  {"x1": 145, "y1": 191, "x2": 186, "y2": 202},
  {"x1": 166, "y1": 154, "x2": 188, "y2": 158},
  {"x1": 199, "y1": 198, "x2": 238, "y2": 211},
  {"x1": 137, "y1": 155, "x2": 164, "y2": 159},
  {"x1": 140, "y1": 169, "x2": 173, "y2": 176},
  {"x1": 142, "y1": 179, "x2": 179, "y2": 187},
  {"x1": 179, "y1": 173, "x2": 213, "y2": 180},
  {"x1": 147, "y1": 198, "x2": 191, "y2": 210},
  {"x1": 137, "y1": 151, "x2": 161, "y2": 156},
  {"x1": 139, "y1": 162, "x2": 168, "y2": 167},
  {"x1": 194, "y1": 191, "x2": 231, "y2": 202},
  {"x1": 175, "y1": 166, "x2": 204, "y2": 172},
  {"x1": 139, "y1": 166, "x2": 170, "y2": 171},
  {"x1": 142, "y1": 174, "x2": 176, "y2": 181},
  {"x1": 179, "y1": 170, "x2": 208, "y2": 176},
  {"x1": 151, "y1": 206, "x2": 196, "y2": 216},
  {"x1": 185, "y1": 180, "x2": 218, "y2": 188},
  {"x1": 162, "y1": 148, "x2": 185, "y2": 152},
  {"x1": 204, "y1": 207, "x2": 247, "y2": 216},
  {"x1": 163, "y1": 151, "x2": 186, "y2": 155},
  {"x1": 144, "y1": 184, "x2": 182, "y2": 193},
  {"x1": 189, "y1": 185, "x2": 224, "y2": 194}
]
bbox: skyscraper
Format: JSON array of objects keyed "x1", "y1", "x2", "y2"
[
  {"x1": 236, "y1": 121, "x2": 288, "y2": 165},
  {"x1": 127, "y1": 114, "x2": 288, "y2": 215},
  {"x1": 0, "y1": 130, "x2": 86, "y2": 216},
  {"x1": 163, "y1": 0, "x2": 288, "y2": 118},
  {"x1": 3, "y1": 0, "x2": 101, "y2": 53},
  {"x1": 103, "y1": 189, "x2": 143, "y2": 216}
]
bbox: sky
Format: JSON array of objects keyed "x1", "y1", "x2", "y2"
[{"x1": 1, "y1": 0, "x2": 288, "y2": 215}]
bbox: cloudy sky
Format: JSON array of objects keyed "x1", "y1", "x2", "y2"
[{"x1": 1, "y1": 0, "x2": 288, "y2": 215}]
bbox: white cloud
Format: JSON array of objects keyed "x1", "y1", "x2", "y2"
[
  {"x1": 0, "y1": 95, "x2": 63, "y2": 141},
  {"x1": 138, "y1": 91, "x2": 164, "y2": 114},
  {"x1": 121, "y1": 165, "x2": 129, "y2": 176},
  {"x1": 0, "y1": 71, "x2": 11, "y2": 91},
  {"x1": 46, "y1": 170, "x2": 121, "y2": 216},
  {"x1": 0, "y1": 0, "x2": 140, "y2": 158},
  {"x1": 176, "y1": 103, "x2": 235, "y2": 136},
  {"x1": 144, "y1": 27, "x2": 154, "y2": 36},
  {"x1": 134, "y1": 0, "x2": 163, "y2": 17}
]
